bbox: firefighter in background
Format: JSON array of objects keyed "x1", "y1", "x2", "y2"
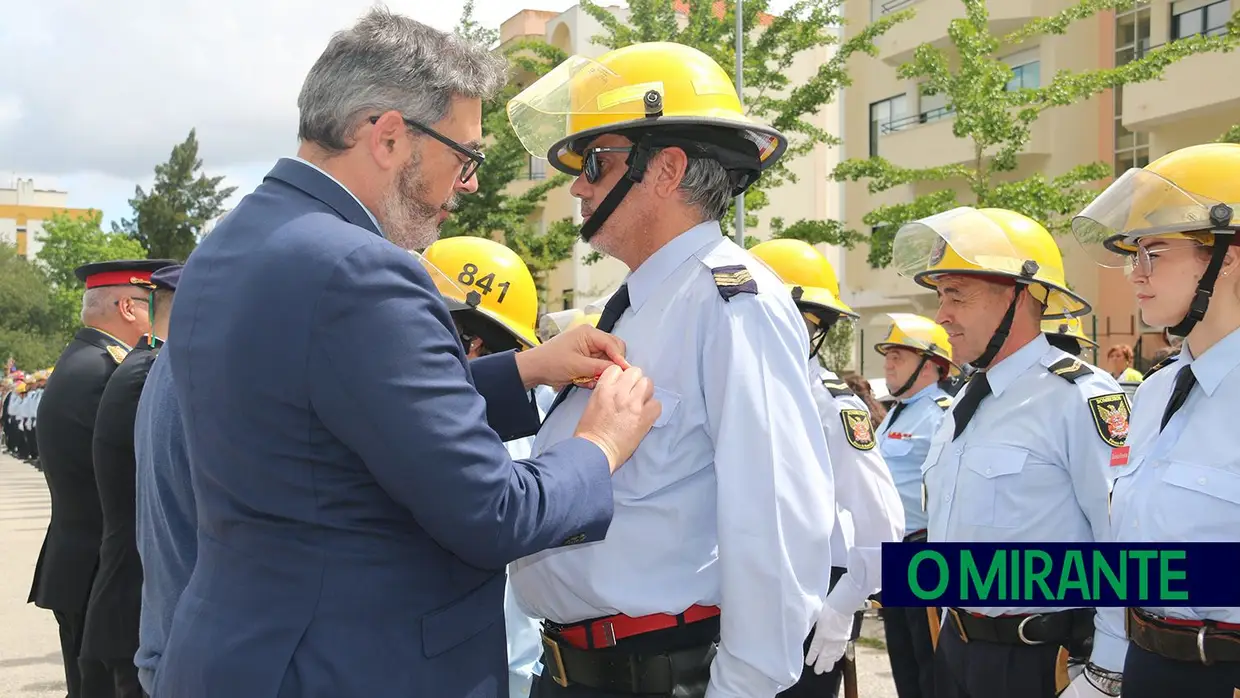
[
  {"x1": 1043, "y1": 316, "x2": 1099, "y2": 358},
  {"x1": 871, "y1": 313, "x2": 960, "y2": 698},
  {"x1": 750, "y1": 238, "x2": 905, "y2": 698},
  {"x1": 1070, "y1": 142, "x2": 1240, "y2": 698},
  {"x1": 422, "y1": 235, "x2": 552, "y2": 698},
  {"x1": 891, "y1": 207, "x2": 1124, "y2": 698}
]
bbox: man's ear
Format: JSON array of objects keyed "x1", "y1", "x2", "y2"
[
  {"x1": 650, "y1": 146, "x2": 689, "y2": 199},
  {"x1": 368, "y1": 111, "x2": 409, "y2": 170}
]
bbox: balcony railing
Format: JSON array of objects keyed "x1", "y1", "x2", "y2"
[{"x1": 880, "y1": 106, "x2": 956, "y2": 135}]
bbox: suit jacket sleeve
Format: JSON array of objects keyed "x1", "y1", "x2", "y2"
[
  {"x1": 308, "y1": 240, "x2": 614, "y2": 570},
  {"x1": 468, "y1": 352, "x2": 540, "y2": 441}
]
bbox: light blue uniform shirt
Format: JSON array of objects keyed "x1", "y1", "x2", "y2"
[
  {"x1": 511, "y1": 221, "x2": 837, "y2": 698},
  {"x1": 876, "y1": 382, "x2": 952, "y2": 535},
  {"x1": 1092, "y1": 326, "x2": 1240, "y2": 672},
  {"x1": 922, "y1": 335, "x2": 1121, "y2": 617},
  {"x1": 811, "y1": 363, "x2": 904, "y2": 616}
]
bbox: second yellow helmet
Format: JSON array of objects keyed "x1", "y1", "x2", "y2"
[
  {"x1": 749, "y1": 239, "x2": 858, "y2": 325},
  {"x1": 422, "y1": 236, "x2": 540, "y2": 349}
]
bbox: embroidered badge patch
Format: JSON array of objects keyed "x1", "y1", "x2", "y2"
[
  {"x1": 711, "y1": 265, "x2": 758, "y2": 301},
  {"x1": 1088, "y1": 392, "x2": 1131, "y2": 448},
  {"x1": 840, "y1": 409, "x2": 876, "y2": 451},
  {"x1": 106, "y1": 345, "x2": 129, "y2": 365}
]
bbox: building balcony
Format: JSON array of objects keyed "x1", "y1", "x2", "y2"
[
  {"x1": 873, "y1": 0, "x2": 1038, "y2": 66},
  {"x1": 1121, "y1": 50, "x2": 1240, "y2": 131},
  {"x1": 877, "y1": 108, "x2": 1050, "y2": 171}
]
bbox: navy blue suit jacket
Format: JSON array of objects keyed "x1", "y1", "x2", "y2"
[{"x1": 154, "y1": 159, "x2": 613, "y2": 698}]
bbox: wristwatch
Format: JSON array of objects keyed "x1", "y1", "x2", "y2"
[{"x1": 1084, "y1": 663, "x2": 1123, "y2": 697}]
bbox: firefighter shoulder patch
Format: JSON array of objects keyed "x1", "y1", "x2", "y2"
[
  {"x1": 822, "y1": 379, "x2": 855, "y2": 398},
  {"x1": 710, "y1": 265, "x2": 758, "y2": 301},
  {"x1": 1087, "y1": 392, "x2": 1131, "y2": 448},
  {"x1": 840, "y1": 409, "x2": 876, "y2": 450},
  {"x1": 106, "y1": 345, "x2": 129, "y2": 365},
  {"x1": 1048, "y1": 357, "x2": 1092, "y2": 383}
]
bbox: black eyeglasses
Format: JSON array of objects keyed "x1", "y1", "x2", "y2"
[
  {"x1": 583, "y1": 146, "x2": 633, "y2": 183},
  {"x1": 369, "y1": 115, "x2": 485, "y2": 183}
]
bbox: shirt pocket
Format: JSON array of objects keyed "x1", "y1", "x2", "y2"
[
  {"x1": 881, "y1": 434, "x2": 916, "y2": 459},
  {"x1": 959, "y1": 445, "x2": 1029, "y2": 528},
  {"x1": 1156, "y1": 460, "x2": 1240, "y2": 538},
  {"x1": 651, "y1": 387, "x2": 681, "y2": 428}
]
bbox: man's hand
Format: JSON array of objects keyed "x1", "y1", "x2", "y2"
[
  {"x1": 1059, "y1": 666, "x2": 1121, "y2": 697},
  {"x1": 805, "y1": 604, "x2": 855, "y2": 674},
  {"x1": 514, "y1": 325, "x2": 628, "y2": 390},
  {"x1": 574, "y1": 365, "x2": 661, "y2": 473}
]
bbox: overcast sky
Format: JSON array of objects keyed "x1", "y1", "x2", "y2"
[{"x1": 0, "y1": 0, "x2": 583, "y2": 228}]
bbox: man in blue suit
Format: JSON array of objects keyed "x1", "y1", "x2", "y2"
[{"x1": 152, "y1": 9, "x2": 661, "y2": 698}]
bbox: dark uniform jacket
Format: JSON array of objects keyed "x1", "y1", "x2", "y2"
[
  {"x1": 81, "y1": 335, "x2": 160, "y2": 661},
  {"x1": 30, "y1": 327, "x2": 130, "y2": 612}
]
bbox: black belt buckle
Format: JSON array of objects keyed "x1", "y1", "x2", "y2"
[{"x1": 541, "y1": 633, "x2": 570, "y2": 687}]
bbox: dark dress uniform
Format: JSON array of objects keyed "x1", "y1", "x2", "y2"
[
  {"x1": 29, "y1": 259, "x2": 175, "y2": 698},
  {"x1": 81, "y1": 334, "x2": 162, "y2": 698}
]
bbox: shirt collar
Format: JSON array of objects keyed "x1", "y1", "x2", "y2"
[
  {"x1": 1182, "y1": 325, "x2": 1240, "y2": 396},
  {"x1": 985, "y1": 333, "x2": 1048, "y2": 397},
  {"x1": 904, "y1": 382, "x2": 945, "y2": 404},
  {"x1": 289, "y1": 156, "x2": 383, "y2": 234},
  {"x1": 626, "y1": 220, "x2": 723, "y2": 312}
]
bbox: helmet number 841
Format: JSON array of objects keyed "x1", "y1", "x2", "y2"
[{"x1": 457, "y1": 263, "x2": 511, "y2": 303}]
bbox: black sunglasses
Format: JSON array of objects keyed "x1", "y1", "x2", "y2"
[
  {"x1": 369, "y1": 115, "x2": 485, "y2": 183},
  {"x1": 583, "y1": 146, "x2": 633, "y2": 183}
]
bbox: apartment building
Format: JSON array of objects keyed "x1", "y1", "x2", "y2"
[
  {"x1": 0, "y1": 178, "x2": 93, "y2": 261},
  {"x1": 498, "y1": 3, "x2": 844, "y2": 312},
  {"x1": 842, "y1": 0, "x2": 1238, "y2": 375}
]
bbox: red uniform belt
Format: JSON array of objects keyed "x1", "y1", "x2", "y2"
[{"x1": 551, "y1": 604, "x2": 721, "y2": 650}]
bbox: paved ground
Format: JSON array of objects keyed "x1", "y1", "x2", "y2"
[{"x1": 0, "y1": 450, "x2": 898, "y2": 697}]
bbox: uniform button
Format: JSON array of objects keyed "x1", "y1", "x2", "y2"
[
  {"x1": 1198, "y1": 477, "x2": 1207, "y2": 486},
  {"x1": 1132, "y1": 519, "x2": 1139, "y2": 528},
  {"x1": 945, "y1": 494, "x2": 952, "y2": 503},
  {"x1": 985, "y1": 468, "x2": 992, "y2": 476},
  {"x1": 955, "y1": 448, "x2": 963, "y2": 456}
]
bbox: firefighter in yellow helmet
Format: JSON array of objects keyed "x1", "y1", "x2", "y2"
[
  {"x1": 870, "y1": 313, "x2": 959, "y2": 698},
  {"x1": 1069, "y1": 143, "x2": 1240, "y2": 698},
  {"x1": 750, "y1": 239, "x2": 903, "y2": 698},
  {"x1": 892, "y1": 207, "x2": 1128, "y2": 698},
  {"x1": 1042, "y1": 316, "x2": 1098, "y2": 358},
  {"x1": 507, "y1": 42, "x2": 837, "y2": 698}
]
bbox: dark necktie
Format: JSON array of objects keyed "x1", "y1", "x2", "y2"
[
  {"x1": 951, "y1": 372, "x2": 992, "y2": 441},
  {"x1": 1160, "y1": 365, "x2": 1197, "y2": 432},
  {"x1": 886, "y1": 401, "x2": 908, "y2": 430},
  {"x1": 543, "y1": 284, "x2": 632, "y2": 419}
]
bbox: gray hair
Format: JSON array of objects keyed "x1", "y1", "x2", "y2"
[
  {"x1": 651, "y1": 149, "x2": 734, "y2": 222},
  {"x1": 80, "y1": 287, "x2": 122, "y2": 326},
  {"x1": 297, "y1": 6, "x2": 508, "y2": 152}
]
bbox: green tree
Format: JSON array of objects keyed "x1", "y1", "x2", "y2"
[
  {"x1": 113, "y1": 128, "x2": 237, "y2": 260},
  {"x1": 578, "y1": 0, "x2": 910, "y2": 250},
  {"x1": 818, "y1": 320, "x2": 856, "y2": 374},
  {"x1": 445, "y1": 1, "x2": 582, "y2": 293},
  {"x1": 834, "y1": 0, "x2": 1240, "y2": 268},
  {"x1": 37, "y1": 210, "x2": 148, "y2": 335},
  {"x1": 0, "y1": 244, "x2": 72, "y2": 368},
  {"x1": 1218, "y1": 124, "x2": 1240, "y2": 144}
]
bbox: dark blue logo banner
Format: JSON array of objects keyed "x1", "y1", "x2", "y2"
[{"x1": 880, "y1": 542, "x2": 1240, "y2": 607}]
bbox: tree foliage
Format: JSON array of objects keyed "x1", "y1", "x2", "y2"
[
  {"x1": 445, "y1": 1, "x2": 582, "y2": 294},
  {"x1": 37, "y1": 210, "x2": 148, "y2": 335},
  {"x1": 818, "y1": 319, "x2": 856, "y2": 374},
  {"x1": 834, "y1": 0, "x2": 1240, "y2": 268},
  {"x1": 113, "y1": 128, "x2": 236, "y2": 261},
  {"x1": 0, "y1": 244, "x2": 65, "y2": 368},
  {"x1": 580, "y1": 0, "x2": 909, "y2": 250}
]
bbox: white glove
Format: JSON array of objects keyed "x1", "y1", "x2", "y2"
[
  {"x1": 804, "y1": 604, "x2": 855, "y2": 674},
  {"x1": 1058, "y1": 670, "x2": 1119, "y2": 697}
]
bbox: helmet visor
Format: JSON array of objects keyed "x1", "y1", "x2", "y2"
[
  {"x1": 507, "y1": 54, "x2": 654, "y2": 163},
  {"x1": 412, "y1": 251, "x2": 475, "y2": 311},
  {"x1": 1071, "y1": 167, "x2": 1222, "y2": 267},
  {"x1": 537, "y1": 309, "x2": 583, "y2": 342},
  {"x1": 891, "y1": 207, "x2": 1025, "y2": 280}
]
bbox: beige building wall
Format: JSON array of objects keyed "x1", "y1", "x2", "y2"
[
  {"x1": 0, "y1": 178, "x2": 92, "y2": 260},
  {"x1": 842, "y1": 0, "x2": 1237, "y2": 377},
  {"x1": 499, "y1": 5, "x2": 845, "y2": 313}
]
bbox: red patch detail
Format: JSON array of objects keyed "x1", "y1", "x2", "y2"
[{"x1": 1110, "y1": 447, "x2": 1130, "y2": 467}]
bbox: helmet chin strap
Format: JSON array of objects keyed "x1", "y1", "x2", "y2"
[
  {"x1": 890, "y1": 353, "x2": 932, "y2": 398},
  {"x1": 578, "y1": 146, "x2": 653, "y2": 243},
  {"x1": 1167, "y1": 204, "x2": 1234, "y2": 338},
  {"x1": 970, "y1": 261, "x2": 1041, "y2": 371}
]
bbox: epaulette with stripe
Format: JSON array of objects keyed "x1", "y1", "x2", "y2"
[
  {"x1": 710, "y1": 265, "x2": 758, "y2": 301},
  {"x1": 1144, "y1": 351, "x2": 1180, "y2": 378},
  {"x1": 1047, "y1": 357, "x2": 1092, "y2": 384},
  {"x1": 821, "y1": 378, "x2": 854, "y2": 398},
  {"x1": 933, "y1": 396, "x2": 952, "y2": 410}
]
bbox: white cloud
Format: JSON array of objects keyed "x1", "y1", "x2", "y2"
[{"x1": 0, "y1": 0, "x2": 578, "y2": 220}]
